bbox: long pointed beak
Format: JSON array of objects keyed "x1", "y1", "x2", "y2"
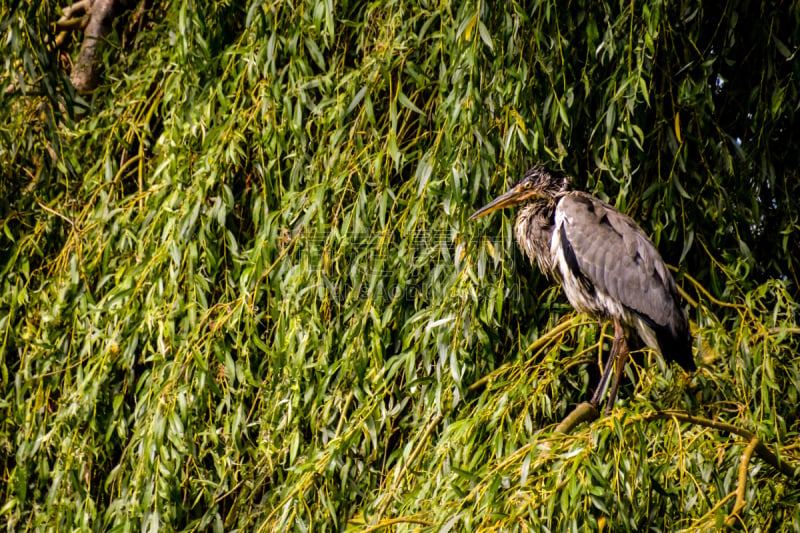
[{"x1": 468, "y1": 185, "x2": 526, "y2": 221}]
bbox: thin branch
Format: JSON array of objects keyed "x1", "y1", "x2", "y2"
[
  {"x1": 37, "y1": 201, "x2": 77, "y2": 230},
  {"x1": 675, "y1": 281, "x2": 698, "y2": 309},
  {"x1": 551, "y1": 407, "x2": 796, "y2": 483},
  {"x1": 725, "y1": 436, "x2": 759, "y2": 528},
  {"x1": 682, "y1": 271, "x2": 743, "y2": 310},
  {"x1": 467, "y1": 316, "x2": 592, "y2": 393},
  {"x1": 258, "y1": 472, "x2": 316, "y2": 532},
  {"x1": 752, "y1": 326, "x2": 800, "y2": 342},
  {"x1": 374, "y1": 412, "x2": 443, "y2": 521},
  {"x1": 358, "y1": 516, "x2": 436, "y2": 533},
  {"x1": 55, "y1": 15, "x2": 88, "y2": 32},
  {"x1": 645, "y1": 411, "x2": 797, "y2": 479},
  {"x1": 523, "y1": 315, "x2": 593, "y2": 356},
  {"x1": 668, "y1": 264, "x2": 700, "y2": 309}
]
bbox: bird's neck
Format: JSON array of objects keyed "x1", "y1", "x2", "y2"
[{"x1": 514, "y1": 200, "x2": 558, "y2": 278}]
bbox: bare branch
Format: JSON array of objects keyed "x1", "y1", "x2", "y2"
[
  {"x1": 70, "y1": 0, "x2": 118, "y2": 93},
  {"x1": 725, "y1": 436, "x2": 759, "y2": 528},
  {"x1": 55, "y1": 15, "x2": 88, "y2": 32},
  {"x1": 60, "y1": 0, "x2": 93, "y2": 20},
  {"x1": 555, "y1": 402, "x2": 599, "y2": 434}
]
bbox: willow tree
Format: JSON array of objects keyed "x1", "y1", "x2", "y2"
[{"x1": 1, "y1": 0, "x2": 798, "y2": 531}]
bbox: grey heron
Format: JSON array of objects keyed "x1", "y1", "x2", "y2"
[{"x1": 469, "y1": 166, "x2": 695, "y2": 414}]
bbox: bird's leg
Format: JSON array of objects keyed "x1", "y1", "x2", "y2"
[
  {"x1": 603, "y1": 318, "x2": 630, "y2": 415},
  {"x1": 589, "y1": 327, "x2": 621, "y2": 407}
]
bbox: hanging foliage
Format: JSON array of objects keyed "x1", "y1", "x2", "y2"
[{"x1": 1, "y1": 0, "x2": 799, "y2": 530}]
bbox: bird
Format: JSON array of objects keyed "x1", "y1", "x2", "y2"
[{"x1": 469, "y1": 165, "x2": 695, "y2": 414}]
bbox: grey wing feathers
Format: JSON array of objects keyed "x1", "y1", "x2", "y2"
[{"x1": 556, "y1": 192, "x2": 683, "y2": 329}]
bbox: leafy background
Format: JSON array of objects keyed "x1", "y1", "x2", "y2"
[{"x1": 2, "y1": 0, "x2": 799, "y2": 530}]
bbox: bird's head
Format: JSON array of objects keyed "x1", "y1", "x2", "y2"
[{"x1": 468, "y1": 165, "x2": 570, "y2": 221}]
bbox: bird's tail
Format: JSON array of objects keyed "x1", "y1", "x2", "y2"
[{"x1": 655, "y1": 325, "x2": 696, "y2": 372}]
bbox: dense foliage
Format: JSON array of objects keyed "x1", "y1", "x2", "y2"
[{"x1": 2, "y1": 0, "x2": 799, "y2": 530}]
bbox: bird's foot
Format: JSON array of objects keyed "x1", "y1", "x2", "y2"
[{"x1": 603, "y1": 328, "x2": 630, "y2": 415}]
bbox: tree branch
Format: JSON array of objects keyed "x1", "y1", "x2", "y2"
[
  {"x1": 374, "y1": 412, "x2": 443, "y2": 522},
  {"x1": 554, "y1": 402, "x2": 599, "y2": 434},
  {"x1": 54, "y1": 0, "x2": 93, "y2": 47},
  {"x1": 552, "y1": 406, "x2": 797, "y2": 486},
  {"x1": 644, "y1": 411, "x2": 797, "y2": 480},
  {"x1": 70, "y1": 0, "x2": 118, "y2": 93},
  {"x1": 725, "y1": 436, "x2": 759, "y2": 528}
]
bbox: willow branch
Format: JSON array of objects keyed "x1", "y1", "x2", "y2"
[
  {"x1": 646, "y1": 411, "x2": 797, "y2": 479},
  {"x1": 554, "y1": 402, "x2": 599, "y2": 434},
  {"x1": 374, "y1": 412, "x2": 443, "y2": 521},
  {"x1": 468, "y1": 316, "x2": 591, "y2": 393},
  {"x1": 681, "y1": 271, "x2": 743, "y2": 310},
  {"x1": 55, "y1": 15, "x2": 88, "y2": 32},
  {"x1": 358, "y1": 516, "x2": 436, "y2": 533},
  {"x1": 553, "y1": 408, "x2": 796, "y2": 481},
  {"x1": 725, "y1": 436, "x2": 759, "y2": 528}
]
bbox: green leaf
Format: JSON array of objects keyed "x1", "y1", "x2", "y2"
[{"x1": 398, "y1": 90, "x2": 424, "y2": 115}]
